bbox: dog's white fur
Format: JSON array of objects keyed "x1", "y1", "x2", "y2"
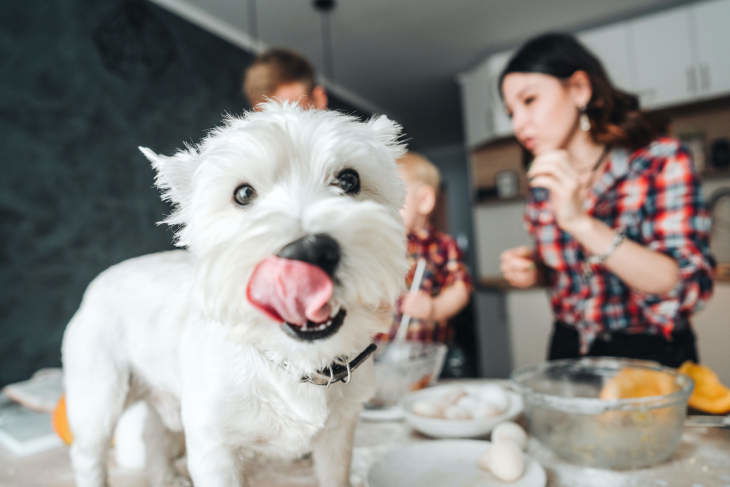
[{"x1": 62, "y1": 102, "x2": 408, "y2": 487}]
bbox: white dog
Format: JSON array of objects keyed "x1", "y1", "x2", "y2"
[{"x1": 61, "y1": 102, "x2": 408, "y2": 487}]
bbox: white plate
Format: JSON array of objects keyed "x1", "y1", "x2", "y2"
[
  {"x1": 360, "y1": 404, "x2": 404, "y2": 421},
  {"x1": 402, "y1": 383, "x2": 523, "y2": 438},
  {"x1": 368, "y1": 440, "x2": 546, "y2": 487}
]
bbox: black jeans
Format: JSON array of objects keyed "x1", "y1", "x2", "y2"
[{"x1": 548, "y1": 321, "x2": 699, "y2": 368}]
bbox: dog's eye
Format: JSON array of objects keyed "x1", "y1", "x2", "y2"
[
  {"x1": 334, "y1": 169, "x2": 360, "y2": 195},
  {"x1": 233, "y1": 184, "x2": 256, "y2": 206}
]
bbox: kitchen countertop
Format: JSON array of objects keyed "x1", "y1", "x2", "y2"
[
  {"x1": 1, "y1": 398, "x2": 728, "y2": 486},
  {"x1": 350, "y1": 418, "x2": 730, "y2": 487}
]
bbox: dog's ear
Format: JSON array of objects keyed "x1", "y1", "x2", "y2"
[
  {"x1": 139, "y1": 146, "x2": 198, "y2": 206},
  {"x1": 367, "y1": 115, "x2": 407, "y2": 161}
]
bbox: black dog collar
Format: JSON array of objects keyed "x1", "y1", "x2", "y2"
[{"x1": 301, "y1": 343, "x2": 378, "y2": 386}]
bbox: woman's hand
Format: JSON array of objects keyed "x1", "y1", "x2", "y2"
[
  {"x1": 527, "y1": 150, "x2": 591, "y2": 234},
  {"x1": 500, "y1": 246, "x2": 538, "y2": 288},
  {"x1": 400, "y1": 290, "x2": 434, "y2": 320}
]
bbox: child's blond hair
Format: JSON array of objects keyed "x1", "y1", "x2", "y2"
[{"x1": 397, "y1": 152, "x2": 441, "y2": 191}]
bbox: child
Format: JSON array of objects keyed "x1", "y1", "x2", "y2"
[{"x1": 384, "y1": 152, "x2": 472, "y2": 343}]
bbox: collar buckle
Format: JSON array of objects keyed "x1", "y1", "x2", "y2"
[{"x1": 302, "y1": 343, "x2": 377, "y2": 386}]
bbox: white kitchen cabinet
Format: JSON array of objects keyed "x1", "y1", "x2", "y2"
[
  {"x1": 458, "y1": 60, "x2": 492, "y2": 148},
  {"x1": 457, "y1": 51, "x2": 513, "y2": 147},
  {"x1": 692, "y1": 0, "x2": 730, "y2": 100},
  {"x1": 694, "y1": 283, "x2": 730, "y2": 387},
  {"x1": 628, "y1": 0, "x2": 730, "y2": 108},
  {"x1": 629, "y1": 8, "x2": 695, "y2": 109},
  {"x1": 473, "y1": 201, "x2": 531, "y2": 277},
  {"x1": 578, "y1": 23, "x2": 634, "y2": 92},
  {"x1": 506, "y1": 289, "x2": 552, "y2": 370},
  {"x1": 486, "y1": 51, "x2": 514, "y2": 139},
  {"x1": 459, "y1": 0, "x2": 730, "y2": 147}
]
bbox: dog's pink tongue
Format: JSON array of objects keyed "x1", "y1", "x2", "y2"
[{"x1": 246, "y1": 256, "x2": 333, "y2": 326}]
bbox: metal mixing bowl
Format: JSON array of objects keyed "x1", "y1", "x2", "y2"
[
  {"x1": 365, "y1": 341, "x2": 447, "y2": 409},
  {"x1": 511, "y1": 357, "x2": 693, "y2": 469}
]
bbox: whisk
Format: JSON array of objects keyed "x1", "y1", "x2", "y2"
[{"x1": 393, "y1": 258, "x2": 427, "y2": 343}]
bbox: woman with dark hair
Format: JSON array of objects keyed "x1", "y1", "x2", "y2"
[{"x1": 499, "y1": 33, "x2": 715, "y2": 367}]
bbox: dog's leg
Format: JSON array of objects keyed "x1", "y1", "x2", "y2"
[
  {"x1": 66, "y1": 361, "x2": 129, "y2": 487},
  {"x1": 311, "y1": 410, "x2": 358, "y2": 487},
  {"x1": 183, "y1": 409, "x2": 247, "y2": 487},
  {"x1": 185, "y1": 433, "x2": 246, "y2": 487},
  {"x1": 143, "y1": 403, "x2": 191, "y2": 487}
]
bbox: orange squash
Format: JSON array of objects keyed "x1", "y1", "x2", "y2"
[
  {"x1": 599, "y1": 367, "x2": 676, "y2": 400},
  {"x1": 679, "y1": 361, "x2": 730, "y2": 414},
  {"x1": 52, "y1": 395, "x2": 73, "y2": 445}
]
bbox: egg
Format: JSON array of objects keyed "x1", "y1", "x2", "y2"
[
  {"x1": 456, "y1": 394, "x2": 482, "y2": 411},
  {"x1": 492, "y1": 421, "x2": 528, "y2": 450},
  {"x1": 478, "y1": 384, "x2": 510, "y2": 413},
  {"x1": 440, "y1": 387, "x2": 467, "y2": 406},
  {"x1": 443, "y1": 404, "x2": 472, "y2": 420},
  {"x1": 411, "y1": 400, "x2": 442, "y2": 418},
  {"x1": 488, "y1": 440, "x2": 525, "y2": 482},
  {"x1": 473, "y1": 402, "x2": 502, "y2": 418},
  {"x1": 477, "y1": 443, "x2": 493, "y2": 471}
]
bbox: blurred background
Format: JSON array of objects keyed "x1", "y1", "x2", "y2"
[{"x1": 1, "y1": 0, "x2": 729, "y2": 388}]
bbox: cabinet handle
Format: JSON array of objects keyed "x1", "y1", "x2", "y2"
[{"x1": 700, "y1": 63, "x2": 711, "y2": 92}]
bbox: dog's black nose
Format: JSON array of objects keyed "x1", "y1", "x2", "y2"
[{"x1": 276, "y1": 233, "x2": 341, "y2": 277}]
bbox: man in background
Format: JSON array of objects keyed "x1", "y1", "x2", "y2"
[{"x1": 243, "y1": 48, "x2": 328, "y2": 110}]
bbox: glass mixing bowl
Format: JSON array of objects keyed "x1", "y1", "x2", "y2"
[
  {"x1": 365, "y1": 341, "x2": 447, "y2": 410},
  {"x1": 511, "y1": 357, "x2": 693, "y2": 469}
]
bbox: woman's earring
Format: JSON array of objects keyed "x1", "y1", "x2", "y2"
[{"x1": 579, "y1": 106, "x2": 591, "y2": 132}]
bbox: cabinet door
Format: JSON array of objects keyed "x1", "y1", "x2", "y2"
[
  {"x1": 579, "y1": 23, "x2": 634, "y2": 92},
  {"x1": 458, "y1": 61, "x2": 493, "y2": 148},
  {"x1": 473, "y1": 203, "x2": 531, "y2": 277},
  {"x1": 629, "y1": 8, "x2": 695, "y2": 109},
  {"x1": 692, "y1": 0, "x2": 730, "y2": 99},
  {"x1": 487, "y1": 51, "x2": 514, "y2": 138}
]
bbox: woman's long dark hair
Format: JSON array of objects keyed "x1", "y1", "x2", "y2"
[{"x1": 500, "y1": 33, "x2": 658, "y2": 151}]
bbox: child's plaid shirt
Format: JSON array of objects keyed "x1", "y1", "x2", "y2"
[{"x1": 383, "y1": 226, "x2": 472, "y2": 343}]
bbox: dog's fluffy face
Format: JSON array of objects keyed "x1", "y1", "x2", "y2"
[{"x1": 141, "y1": 102, "x2": 408, "y2": 373}]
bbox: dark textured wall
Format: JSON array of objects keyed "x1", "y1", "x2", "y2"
[{"x1": 0, "y1": 0, "x2": 367, "y2": 386}]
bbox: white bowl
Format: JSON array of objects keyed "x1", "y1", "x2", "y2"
[
  {"x1": 368, "y1": 440, "x2": 546, "y2": 487},
  {"x1": 402, "y1": 382, "x2": 523, "y2": 438}
]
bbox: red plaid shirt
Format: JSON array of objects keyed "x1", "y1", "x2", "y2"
[
  {"x1": 381, "y1": 226, "x2": 472, "y2": 343},
  {"x1": 526, "y1": 138, "x2": 715, "y2": 353}
]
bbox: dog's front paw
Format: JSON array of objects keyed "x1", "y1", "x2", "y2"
[
  {"x1": 166, "y1": 475, "x2": 193, "y2": 487},
  {"x1": 153, "y1": 470, "x2": 191, "y2": 487}
]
